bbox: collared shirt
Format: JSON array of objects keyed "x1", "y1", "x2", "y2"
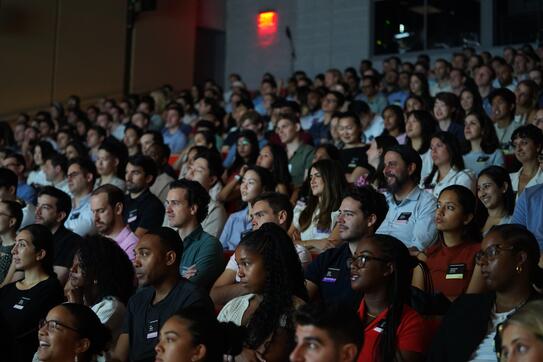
[
  {"x1": 428, "y1": 168, "x2": 476, "y2": 198},
  {"x1": 362, "y1": 114, "x2": 385, "y2": 144},
  {"x1": 94, "y1": 176, "x2": 125, "y2": 192},
  {"x1": 53, "y1": 178, "x2": 71, "y2": 196},
  {"x1": 355, "y1": 93, "x2": 388, "y2": 115},
  {"x1": 377, "y1": 187, "x2": 438, "y2": 250},
  {"x1": 495, "y1": 120, "x2": 522, "y2": 152},
  {"x1": 300, "y1": 109, "x2": 324, "y2": 131},
  {"x1": 513, "y1": 184, "x2": 543, "y2": 249},
  {"x1": 162, "y1": 127, "x2": 188, "y2": 154},
  {"x1": 387, "y1": 90, "x2": 410, "y2": 107},
  {"x1": 114, "y1": 226, "x2": 139, "y2": 261},
  {"x1": 150, "y1": 172, "x2": 174, "y2": 204},
  {"x1": 463, "y1": 149, "x2": 505, "y2": 176},
  {"x1": 510, "y1": 167, "x2": 543, "y2": 196},
  {"x1": 430, "y1": 80, "x2": 452, "y2": 97},
  {"x1": 16, "y1": 181, "x2": 36, "y2": 206},
  {"x1": 65, "y1": 194, "x2": 96, "y2": 237},
  {"x1": 288, "y1": 143, "x2": 315, "y2": 187},
  {"x1": 180, "y1": 225, "x2": 224, "y2": 289},
  {"x1": 219, "y1": 206, "x2": 252, "y2": 251}
]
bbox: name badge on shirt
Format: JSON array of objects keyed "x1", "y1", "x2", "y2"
[
  {"x1": 373, "y1": 319, "x2": 387, "y2": 333},
  {"x1": 348, "y1": 157, "x2": 360, "y2": 169},
  {"x1": 322, "y1": 267, "x2": 340, "y2": 283},
  {"x1": 445, "y1": 263, "x2": 466, "y2": 280},
  {"x1": 395, "y1": 212, "x2": 412, "y2": 224},
  {"x1": 476, "y1": 156, "x2": 490, "y2": 163},
  {"x1": 127, "y1": 209, "x2": 138, "y2": 223},
  {"x1": 69, "y1": 212, "x2": 80, "y2": 220},
  {"x1": 146, "y1": 319, "x2": 159, "y2": 339},
  {"x1": 13, "y1": 297, "x2": 30, "y2": 310}
]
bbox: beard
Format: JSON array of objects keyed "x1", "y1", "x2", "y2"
[{"x1": 386, "y1": 171, "x2": 409, "y2": 194}]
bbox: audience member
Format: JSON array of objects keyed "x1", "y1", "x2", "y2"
[
  {"x1": 43, "y1": 152, "x2": 71, "y2": 195},
  {"x1": 0, "y1": 200, "x2": 22, "y2": 286},
  {"x1": 2, "y1": 152, "x2": 36, "y2": 205},
  {"x1": 147, "y1": 142, "x2": 175, "y2": 204},
  {"x1": 509, "y1": 124, "x2": 543, "y2": 195},
  {"x1": 255, "y1": 143, "x2": 292, "y2": 194},
  {"x1": 382, "y1": 105, "x2": 407, "y2": 144},
  {"x1": 27, "y1": 141, "x2": 55, "y2": 187},
  {"x1": 362, "y1": 135, "x2": 398, "y2": 189},
  {"x1": 490, "y1": 88, "x2": 521, "y2": 152},
  {"x1": 94, "y1": 140, "x2": 126, "y2": 191},
  {"x1": 512, "y1": 183, "x2": 543, "y2": 251},
  {"x1": 405, "y1": 110, "x2": 436, "y2": 183},
  {"x1": 0, "y1": 167, "x2": 36, "y2": 228},
  {"x1": 336, "y1": 111, "x2": 369, "y2": 181},
  {"x1": 477, "y1": 166, "x2": 515, "y2": 235},
  {"x1": 65, "y1": 158, "x2": 97, "y2": 236},
  {"x1": 161, "y1": 105, "x2": 188, "y2": 154},
  {"x1": 433, "y1": 92, "x2": 465, "y2": 143}
]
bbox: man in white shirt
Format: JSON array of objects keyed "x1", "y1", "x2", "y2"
[
  {"x1": 43, "y1": 153, "x2": 71, "y2": 195},
  {"x1": 65, "y1": 158, "x2": 97, "y2": 236}
]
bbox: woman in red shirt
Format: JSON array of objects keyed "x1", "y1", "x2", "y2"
[
  {"x1": 413, "y1": 185, "x2": 486, "y2": 300},
  {"x1": 349, "y1": 234, "x2": 427, "y2": 362}
]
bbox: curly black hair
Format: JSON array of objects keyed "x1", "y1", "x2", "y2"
[
  {"x1": 238, "y1": 223, "x2": 307, "y2": 351},
  {"x1": 77, "y1": 235, "x2": 135, "y2": 305}
]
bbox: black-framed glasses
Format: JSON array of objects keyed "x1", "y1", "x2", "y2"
[
  {"x1": 39, "y1": 319, "x2": 80, "y2": 334},
  {"x1": 347, "y1": 255, "x2": 390, "y2": 269},
  {"x1": 475, "y1": 244, "x2": 517, "y2": 265}
]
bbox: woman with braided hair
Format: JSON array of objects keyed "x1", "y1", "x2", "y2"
[{"x1": 218, "y1": 222, "x2": 307, "y2": 361}]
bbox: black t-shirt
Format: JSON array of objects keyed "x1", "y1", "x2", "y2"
[
  {"x1": 124, "y1": 189, "x2": 165, "y2": 232},
  {"x1": 305, "y1": 242, "x2": 360, "y2": 308},
  {"x1": 0, "y1": 277, "x2": 64, "y2": 362},
  {"x1": 53, "y1": 225, "x2": 83, "y2": 268},
  {"x1": 339, "y1": 146, "x2": 369, "y2": 174},
  {"x1": 122, "y1": 279, "x2": 214, "y2": 362}
]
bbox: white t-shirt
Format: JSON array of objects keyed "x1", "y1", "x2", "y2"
[{"x1": 469, "y1": 309, "x2": 510, "y2": 362}]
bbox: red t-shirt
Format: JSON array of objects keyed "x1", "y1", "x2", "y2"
[
  {"x1": 357, "y1": 301, "x2": 427, "y2": 362},
  {"x1": 425, "y1": 241, "x2": 480, "y2": 299}
]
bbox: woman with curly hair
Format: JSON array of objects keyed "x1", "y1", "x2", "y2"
[
  {"x1": 218, "y1": 223, "x2": 307, "y2": 361},
  {"x1": 64, "y1": 235, "x2": 135, "y2": 345}
]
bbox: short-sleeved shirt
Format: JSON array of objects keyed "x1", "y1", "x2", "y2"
[
  {"x1": 114, "y1": 226, "x2": 139, "y2": 261},
  {"x1": 463, "y1": 150, "x2": 505, "y2": 176},
  {"x1": 339, "y1": 146, "x2": 369, "y2": 174},
  {"x1": 357, "y1": 301, "x2": 428, "y2": 362},
  {"x1": 162, "y1": 127, "x2": 188, "y2": 154},
  {"x1": 377, "y1": 187, "x2": 438, "y2": 251},
  {"x1": 124, "y1": 189, "x2": 165, "y2": 232},
  {"x1": 219, "y1": 207, "x2": 252, "y2": 251},
  {"x1": 425, "y1": 240, "x2": 480, "y2": 299},
  {"x1": 305, "y1": 242, "x2": 359, "y2": 307},
  {"x1": 512, "y1": 184, "x2": 543, "y2": 249},
  {"x1": 53, "y1": 225, "x2": 83, "y2": 268},
  {"x1": 65, "y1": 194, "x2": 96, "y2": 237},
  {"x1": 289, "y1": 143, "x2": 315, "y2": 187},
  {"x1": 121, "y1": 280, "x2": 213, "y2": 362},
  {"x1": 0, "y1": 277, "x2": 64, "y2": 362},
  {"x1": 180, "y1": 225, "x2": 225, "y2": 289},
  {"x1": 428, "y1": 168, "x2": 476, "y2": 198}
]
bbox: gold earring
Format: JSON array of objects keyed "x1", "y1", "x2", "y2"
[{"x1": 516, "y1": 265, "x2": 523, "y2": 273}]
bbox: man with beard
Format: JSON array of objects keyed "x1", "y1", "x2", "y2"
[
  {"x1": 377, "y1": 145, "x2": 437, "y2": 251},
  {"x1": 123, "y1": 155, "x2": 165, "y2": 238},
  {"x1": 304, "y1": 187, "x2": 388, "y2": 306}
]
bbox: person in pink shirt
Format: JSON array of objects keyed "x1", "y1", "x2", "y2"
[{"x1": 90, "y1": 184, "x2": 138, "y2": 260}]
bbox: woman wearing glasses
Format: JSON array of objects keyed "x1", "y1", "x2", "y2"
[
  {"x1": 349, "y1": 234, "x2": 428, "y2": 362},
  {"x1": 37, "y1": 303, "x2": 110, "y2": 362},
  {"x1": 428, "y1": 224, "x2": 543, "y2": 362},
  {"x1": 0, "y1": 224, "x2": 64, "y2": 361}
]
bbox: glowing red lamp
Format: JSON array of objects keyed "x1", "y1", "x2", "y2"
[{"x1": 258, "y1": 11, "x2": 278, "y2": 35}]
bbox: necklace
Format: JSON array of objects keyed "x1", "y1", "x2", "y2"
[{"x1": 366, "y1": 311, "x2": 378, "y2": 318}]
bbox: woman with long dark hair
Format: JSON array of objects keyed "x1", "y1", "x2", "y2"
[
  {"x1": 424, "y1": 131, "x2": 476, "y2": 197},
  {"x1": 27, "y1": 141, "x2": 56, "y2": 187},
  {"x1": 405, "y1": 110, "x2": 437, "y2": 184},
  {"x1": 350, "y1": 234, "x2": 428, "y2": 362},
  {"x1": 433, "y1": 92, "x2": 465, "y2": 143},
  {"x1": 459, "y1": 87, "x2": 484, "y2": 115},
  {"x1": 218, "y1": 223, "x2": 307, "y2": 361},
  {"x1": 428, "y1": 224, "x2": 543, "y2": 361},
  {"x1": 463, "y1": 111, "x2": 505, "y2": 175},
  {"x1": 382, "y1": 105, "x2": 407, "y2": 144},
  {"x1": 291, "y1": 159, "x2": 347, "y2": 252},
  {"x1": 256, "y1": 143, "x2": 292, "y2": 195},
  {"x1": 0, "y1": 224, "x2": 64, "y2": 362},
  {"x1": 477, "y1": 166, "x2": 515, "y2": 235}
]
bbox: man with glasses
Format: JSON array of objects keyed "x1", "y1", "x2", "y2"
[
  {"x1": 64, "y1": 158, "x2": 97, "y2": 237},
  {"x1": 304, "y1": 186, "x2": 388, "y2": 306},
  {"x1": 309, "y1": 90, "x2": 344, "y2": 146},
  {"x1": 356, "y1": 75, "x2": 388, "y2": 115}
]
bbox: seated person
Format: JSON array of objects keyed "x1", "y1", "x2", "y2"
[
  {"x1": 111, "y1": 228, "x2": 213, "y2": 362},
  {"x1": 65, "y1": 158, "x2": 97, "y2": 237},
  {"x1": 382, "y1": 105, "x2": 407, "y2": 144},
  {"x1": 428, "y1": 225, "x2": 542, "y2": 361},
  {"x1": 94, "y1": 140, "x2": 127, "y2": 191},
  {"x1": 477, "y1": 166, "x2": 514, "y2": 235},
  {"x1": 290, "y1": 303, "x2": 364, "y2": 362},
  {"x1": 0, "y1": 200, "x2": 22, "y2": 286},
  {"x1": 255, "y1": 143, "x2": 292, "y2": 195},
  {"x1": 509, "y1": 124, "x2": 543, "y2": 196},
  {"x1": 405, "y1": 110, "x2": 436, "y2": 184},
  {"x1": 413, "y1": 185, "x2": 485, "y2": 301},
  {"x1": 336, "y1": 111, "x2": 369, "y2": 182},
  {"x1": 218, "y1": 223, "x2": 308, "y2": 361}
]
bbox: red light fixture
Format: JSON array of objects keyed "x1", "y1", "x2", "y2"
[{"x1": 258, "y1": 11, "x2": 278, "y2": 35}]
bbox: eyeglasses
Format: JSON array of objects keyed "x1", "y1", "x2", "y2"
[
  {"x1": 475, "y1": 244, "x2": 517, "y2": 264},
  {"x1": 39, "y1": 319, "x2": 80, "y2": 334},
  {"x1": 346, "y1": 255, "x2": 389, "y2": 269}
]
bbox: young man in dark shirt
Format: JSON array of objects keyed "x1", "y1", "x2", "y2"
[
  {"x1": 123, "y1": 155, "x2": 165, "y2": 238},
  {"x1": 305, "y1": 186, "x2": 388, "y2": 306},
  {"x1": 34, "y1": 186, "x2": 82, "y2": 285},
  {"x1": 111, "y1": 227, "x2": 213, "y2": 362}
]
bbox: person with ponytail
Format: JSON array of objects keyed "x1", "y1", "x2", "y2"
[
  {"x1": 428, "y1": 224, "x2": 543, "y2": 361},
  {"x1": 412, "y1": 185, "x2": 485, "y2": 301},
  {"x1": 37, "y1": 303, "x2": 111, "y2": 362},
  {"x1": 218, "y1": 223, "x2": 307, "y2": 361},
  {"x1": 155, "y1": 306, "x2": 244, "y2": 362},
  {"x1": 350, "y1": 234, "x2": 428, "y2": 362},
  {"x1": 0, "y1": 224, "x2": 64, "y2": 362}
]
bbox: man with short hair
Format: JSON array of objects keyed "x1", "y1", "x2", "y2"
[
  {"x1": 147, "y1": 142, "x2": 175, "y2": 204},
  {"x1": 140, "y1": 130, "x2": 163, "y2": 157},
  {"x1": 130, "y1": 111, "x2": 150, "y2": 131},
  {"x1": 377, "y1": 145, "x2": 437, "y2": 251},
  {"x1": 43, "y1": 152, "x2": 70, "y2": 195},
  {"x1": 290, "y1": 303, "x2": 364, "y2": 362},
  {"x1": 86, "y1": 125, "x2": 106, "y2": 161},
  {"x1": 310, "y1": 90, "x2": 344, "y2": 146},
  {"x1": 165, "y1": 179, "x2": 223, "y2": 289},
  {"x1": 300, "y1": 89, "x2": 324, "y2": 131},
  {"x1": 124, "y1": 155, "x2": 165, "y2": 238},
  {"x1": 490, "y1": 88, "x2": 521, "y2": 151},
  {"x1": 112, "y1": 227, "x2": 213, "y2": 362},
  {"x1": 35, "y1": 186, "x2": 82, "y2": 284},
  {"x1": 305, "y1": 187, "x2": 388, "y2": 305},
  {"x1": 356, "y1": 75, "x2": 388, "y2": 115},
  {"x1": 2, "y1": 152, "x2": 36, "y2": 205},
  {"x1": 0, "y1": 168, "x2": 35, "y2": 228},
  {"x1": 91, "y1": 184, "x2": 138, "y2": 260},
  {"x1": 185, "y1": 148, "x2": 227, "y2": 238},
  {"x1": 276, "y1": 113, "x2": 314, "y2": 188},
  {"x1": 475, "y1": 64, "x2": 495, "y2": 116},
  {"x1": 210, "y1": 192, "x2": 311, "y2": 306},
  {"x1": 430, "y1": 58, "x2": 452, "y2": 96},
  {"x1": 65, "y1": 158, "x2": 97, "y2": 236},
  {"x1": 161, "y1": 105, "x2": 187, "y2": 154}
]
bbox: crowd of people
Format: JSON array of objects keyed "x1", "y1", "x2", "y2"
[{"x1": 2, "y1": 44, "x2": 543, "y2": 362}]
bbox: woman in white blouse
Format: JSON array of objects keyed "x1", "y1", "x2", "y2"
[
  {"x1": 423, "y1": 131, "x2": 476, "y2": 197},
  {"x1": 477, "y1": 166, "x2": 515, "y2": 235},
  {"x1": 509, "y1": 124, "x2": 543, "y2": 197}
]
